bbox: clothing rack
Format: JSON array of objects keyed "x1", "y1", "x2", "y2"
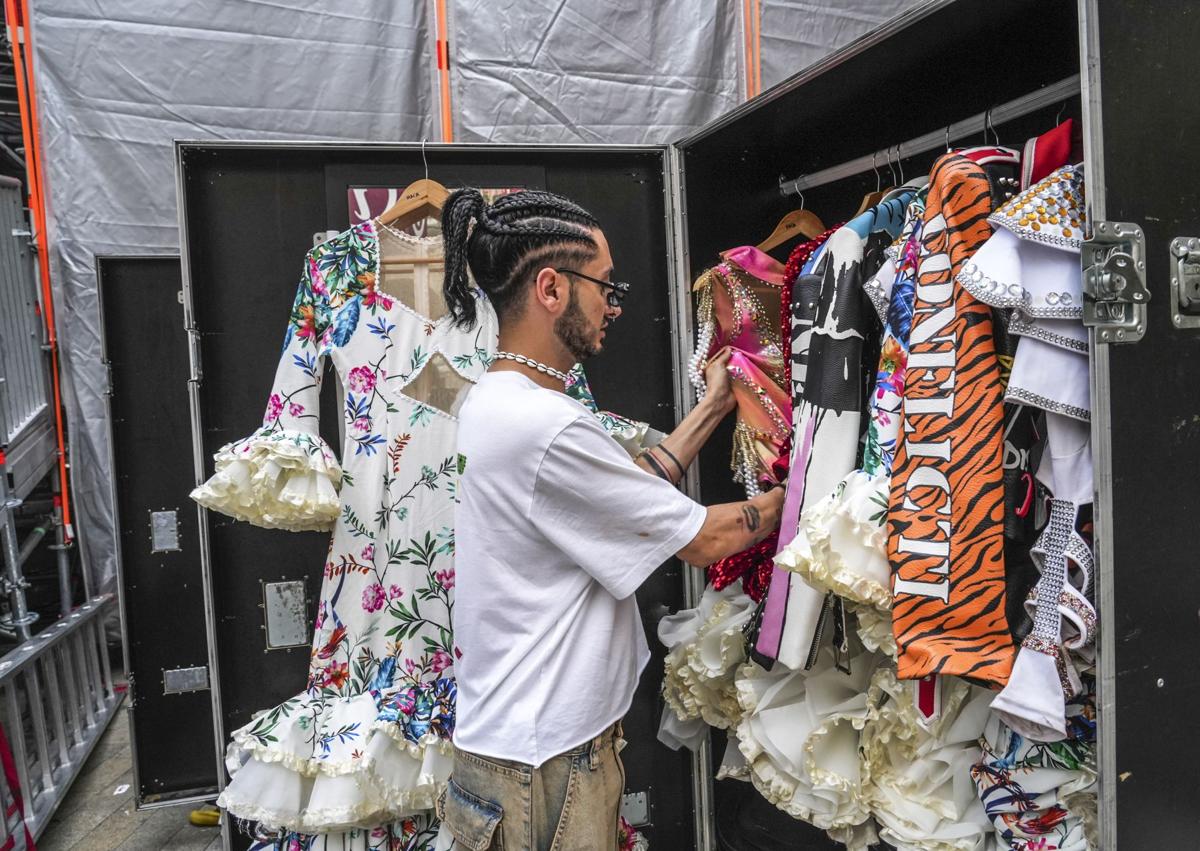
[{"x1": 778, "y1": 73, "x2": 1080, "y2": 196}]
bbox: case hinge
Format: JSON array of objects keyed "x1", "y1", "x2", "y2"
[
  {"x1": 186, "y1": 325, "x2": 203, "y2": 384},
  {"x1": 1081, "y1": 221, "x2": 1149, "y2": 344}
]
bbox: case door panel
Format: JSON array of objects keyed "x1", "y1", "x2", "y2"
[
  {"x1": 99, "y1": 255, "x2": 218, "y2": 804},
  {"x1": 1085, "y1": 1, "x2": 1200, "y2": 846},
  {"x1": 179, "y1": 144, "x2": 694, "y2": 849}
]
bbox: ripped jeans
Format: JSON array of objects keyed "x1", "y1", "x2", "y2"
[{"x1": 437, "y1": 723, "x2": 625, "y2": 850}]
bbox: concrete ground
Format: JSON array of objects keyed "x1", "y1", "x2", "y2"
[{"x1": 36, "y1": 703, "x2": 222, "y2": 851}]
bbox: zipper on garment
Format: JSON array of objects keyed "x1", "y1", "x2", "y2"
[{"x1": 804, "y1": 593, "x2": 834, "y2": 670}]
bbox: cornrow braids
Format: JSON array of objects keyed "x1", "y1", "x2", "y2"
[{"x1": 441, "y1": 188, "x2": 600, "y2": 329}]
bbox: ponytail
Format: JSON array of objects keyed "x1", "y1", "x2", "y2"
[
  {"x1": 441, "y1": 188, "x2": 487, "y2": 329},
  {"x1": 440, "y1": 188, "x2": 600, "y2": 329}
]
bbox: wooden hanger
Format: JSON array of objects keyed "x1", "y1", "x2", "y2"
[
  {"x1": 377, "y1": 177, "x2": 450, "y2": 267},
  {"x1": 755, "y1": 205, "x2": 826, "y2": 253},
  {"x1": 854, "y1": 149, "x2": 890, "y2": 216},
  {"x1": 854, "y1": 189, "x2": 887, "y2": 218},
  {"x1": 378, "y1": 178, "x2": 449, "y2": 229}
]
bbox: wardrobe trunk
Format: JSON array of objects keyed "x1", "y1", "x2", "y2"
[{"x1": 111, "y1": 0, "x2": 1196, "y2": 846}]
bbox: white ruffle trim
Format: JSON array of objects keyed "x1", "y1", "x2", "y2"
[
  {"x1": 732, "y1": 653, "x2": 992, "y2": 848},
  {"x1": 611, "y1": 419, "x2": 666, "y2": 459},
  {"x1": 860, "y1": 668, "x2": 993, "y2": 851},
  {"x1": 219, "y1": 687, "x2": 453, "y2": 833},
  {"x1": 733, "y1": 646, "x2": 881, "y2": 833},
  {"x1": 827, "y1": 820, "x2": 881, "y2": 851},
  {"x1": 660, "y1": 586, "x2": 754, "y2": 731},
  {"x1": 191, "y1": 427, "x2": 342, "y2": 531},
  {"x1": 775, "y1": 471, "x2": 892, "y2": 613},
  {"x1": 855, "y1": 605, "x2": 897, "y2": 658},
  {"x1": 217, "y1": 746, "x2": 448, "y2": 834}
]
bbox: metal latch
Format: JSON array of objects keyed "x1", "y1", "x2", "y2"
[
  {"x1": 163, "y1": 666, "x2": 209, "y2": 695},
  {"x1": 261, "y1": 579, "x2": 309, "y2": 650},
  {"x1": 1169, "y1": 237, "x2": 1200, "y2": 329},
  {"x1": 1082, "y1": 221, "x2": 1149, "y2": 343},
  {"x1": 620, "y1": 790, "x2": 650, "y2": 826},
  {"x1": 149, "y1": 509, "x2": 181, "y2": 553}
]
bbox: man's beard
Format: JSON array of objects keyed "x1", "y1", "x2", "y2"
[{"x1": 554, "y1": 287, "x2": 602, "y2": 361}]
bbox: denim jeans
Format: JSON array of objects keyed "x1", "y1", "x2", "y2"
[{"x1": 437, "y1": 723, "x2": 625, "y2": 850}]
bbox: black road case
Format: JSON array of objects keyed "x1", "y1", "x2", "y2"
[{"x1": 99, "y1": 255, "x2": 219, "y2": 806}]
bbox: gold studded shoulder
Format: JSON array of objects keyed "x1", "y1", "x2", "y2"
[{"x1": 988, "y1": 164, "x2": 1086, "y2": 251}]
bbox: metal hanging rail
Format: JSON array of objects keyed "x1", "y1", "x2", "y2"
[{"x1": 779, "y1": 73, "x2": 1081, "y2": 195}]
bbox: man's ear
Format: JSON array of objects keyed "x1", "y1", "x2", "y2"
[{"x1": 532, "y1": 267, "x2": 567, "y2": 316}]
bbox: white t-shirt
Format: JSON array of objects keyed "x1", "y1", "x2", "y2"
[{"x1": 452, "y1": 370, "x2": 707, "y2": 766}]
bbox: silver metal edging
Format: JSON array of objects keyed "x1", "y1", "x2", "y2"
[
  {"x1": 134, "y1": 791, "x2": 218, "y2": 812},
  {"x1": 664, "y1": 144, "x2": 717, "y2": 851},
  {"x1": 1077, "y1": 2, "x2": 1116, "y2": 848},
  {"x1": 172, "y1": 140, "x2": 669, "y2": 156},
  {"x1": 779, "y1": 74, "x2": 1081, "y2": 195},
  {"x1": 673, "y1": 0, "x2": 959, "y2": 150},
  {"x1": 92, "y1": 253, "x2": 146, "y2": 809},
  {"x1": 172, "y1": 141, "x2": 231, "y2": 850}
]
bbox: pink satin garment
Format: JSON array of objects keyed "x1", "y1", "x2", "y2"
[{"x1": 702, "y1": 247, "x2": 790, "y2": 491}]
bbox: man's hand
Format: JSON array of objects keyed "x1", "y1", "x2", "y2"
[
  {"x1": 702, "y1": 348, "x2": 736, "y2": 416},
  {"x1": 637, "y1": 347, "x2": 737, "y2": 486}
]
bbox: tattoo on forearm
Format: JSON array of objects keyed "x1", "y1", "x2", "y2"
[{"x1": 742, "y1": 504, "x2": 761, "y2": 532}]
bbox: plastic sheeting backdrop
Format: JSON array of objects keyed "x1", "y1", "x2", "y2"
[{"x1": 30, "y1": 0, "x2": 917, "y2": 597}]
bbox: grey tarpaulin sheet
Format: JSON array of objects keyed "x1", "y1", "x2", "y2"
[
  {"x1": 449, "y1": 1, "x2": 741, "y2": 143},
  {"x1": 760, "y1": 0, "x2": 924, "y2": 91},
  {"x1": 29, "y1": 0, "x2": 919, "y2": 602},
  {"x1": 30, "y1": 1, "x2": 437, "y2": 602}
]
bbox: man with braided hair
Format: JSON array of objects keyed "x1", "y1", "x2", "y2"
[{"x1": 436, "y1": 188, "x2": 782, "y2": 849}]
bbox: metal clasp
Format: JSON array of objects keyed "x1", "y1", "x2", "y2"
[
  {"x1": 1169, "y1": 237, "x2": 1200, "y2": 329},
  {"x1": 1082, "y1": 221, "x2": 1149, "y2": 344}
]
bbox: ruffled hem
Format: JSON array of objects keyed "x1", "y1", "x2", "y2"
[
  {"x1": 827, "y1": 820, "x2": 880, "y2": 851},
  {"x1": 661, "y1": 588, "x2": 753, "y2": 730},
  {"x1": 192, "y1": 427, "x2": 342, "y2": 531},
  {"x1": 775, "y1": 471, "x2": 892, "y2": 612},
  {"x1": 220, "y1": 681, "x2": 455, "y2": 833},
  {"x1": 369, "y1": 721, "x2": 456, "y2": 756},
  {"x1": 860, "y1": 667, "x2": 993, "y2": 850},
  {"x1": 855, "y1": 606, "x2": 897, "y2": 657},
  {"x1": 733, "y1": 650, "x2": 880, "y2": 832},
  {"x1": 217, "y1": 744, "x2": 446, "y2": 833},
  {"x1": 358, "y1": 731, "x2": 452, "y2": 810}
]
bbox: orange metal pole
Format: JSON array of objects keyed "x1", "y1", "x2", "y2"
[
  {"x1": 435, "y1": 0, "x2": 454, "y2": 143},
  {"x1": 7, "y1": 0, "x2": 74, "y2": 540},
  {"x1": 752, "y1": 0, "x2": 762, "y2": 96},
  {"x1": 742, "y1": 0, "x2": 755, "y2": 99}
]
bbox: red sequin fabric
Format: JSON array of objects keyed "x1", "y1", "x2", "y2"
[{"x1": 703, "y1": 227, "x2": 842, "y2": 600}]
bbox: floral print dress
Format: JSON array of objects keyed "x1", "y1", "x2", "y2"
[{"x1": 193, "y1": 220, "x2": 492, "y2": 848}]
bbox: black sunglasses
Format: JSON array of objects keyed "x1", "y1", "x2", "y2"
[{"x1": 555, "y1": 268, "x2": 630, "y2": 308}]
